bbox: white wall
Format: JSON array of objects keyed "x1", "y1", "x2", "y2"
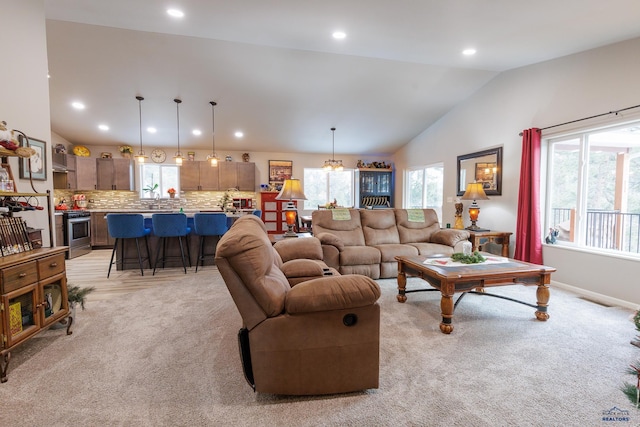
[
  {"x1": 394, "y1": 37, "x2": 640, "y2": 307},
  {"x1": 1, "y1": 0, "x2": 52, "y2": 245}
]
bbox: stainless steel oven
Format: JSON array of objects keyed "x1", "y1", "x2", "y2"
[{"x1": 63, "y1": 211, "x2": 92, "y2": 259}]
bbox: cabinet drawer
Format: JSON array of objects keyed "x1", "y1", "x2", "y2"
[
  {"x1": 37, "y1": 253, "x2": 66, "y2": 280},
  {"x1": 1, "y1": 261, "x2": 38, "y2": 294}
]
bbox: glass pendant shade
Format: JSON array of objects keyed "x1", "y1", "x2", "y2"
[
  {"x1": 207, "y1": 101, "x2": 219, "y2": 167},
  {"x1": 134, "y1": 95, "x2": 148, "y2": 162},
  {"x1": 174, "y1": 98, "x2": 183, "y2": 166}
]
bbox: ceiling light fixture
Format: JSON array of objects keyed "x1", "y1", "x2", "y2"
[
  {"x1": 332, "y1": 31, "x2": 346, "y2": 40},
  {"x1": 322, "y1": 127, "x2": 344, "y2": 171},
  {"x1": 174, "y1": 98, "x2": 183, "y2": 166},
  {"x1": 71, "y1": 101, "x2": 85, "y2": 110},
  {"x1": 234, "y1": 131, "x2": 244, "y2": 138},
  {"x1": 207, "y1": 101, "x2": 219, "y2": 167},
  {"x1": 167, "y1": 9, "x2": 184, "y2": 18},
  {"x1": 147, "y1": 127, "x2": 157, "y2": 134},
  {"x1": 192, "y1": 129, "x2": 202, "y2": 136},
  {"x1": 134, "y1": 96, "x2": 148, "y2": 163},
  {"x1": 98, "y1": 124, "x2": 109, "y2": 131},
  {"x1": 462, "y1": 48, "x2": 477, "y2": 56}
]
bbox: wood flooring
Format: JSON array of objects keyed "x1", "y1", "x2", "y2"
[{"x1": 65, "y1": 249, "x2": 214, "y2": 302}]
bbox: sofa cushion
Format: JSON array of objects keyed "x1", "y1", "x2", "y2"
[
  {"x1": 312, "y1": 209, "x2": 366, "y2": 246},
  {"x1": 374, "y1": 243, "x2": 419, "y2": 262},
  {"x1": 216, "y1": 215, "x2": 290, "y2": 317},
  {"x1": 360, "y1": 209, "x2": 401, "y2": 245},
  {"x1": 394, "y1": 209, "x2": 441, "y2": 243},
  {"x1": 340, "y1": 245, "x2": 381, "y2": 266}
]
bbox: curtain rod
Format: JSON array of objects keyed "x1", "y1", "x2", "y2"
[{"x1": 519, "y1": 103, "x2": 640, "y2": 136}]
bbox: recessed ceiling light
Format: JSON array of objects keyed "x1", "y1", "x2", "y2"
[
  {"x1": 98, "y1": 124, "x2": 109, "y2": 131},
  {"x1": 462, "y1": 48, "x2": 477, "y2": 56},
  {"x1": 167, "y1": 9, "x2": 184, "y2": 18},
  {"x1": 192, "y1": 129, "x2": 202, "y2": 136},
  {"x1": 332, "y1": 31, "x2": 346, "y2": 40},
  {"x1": 71, "y1": 101, "x2": 85, "y2": 110},
  {"x1": 147, "y1": 127, "x2": 157, "y2": 134},
  {"x1": 234, "y1": 131, "x2": 244, "y2": 138}
]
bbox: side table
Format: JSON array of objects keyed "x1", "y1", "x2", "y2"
[{"x1": 467, "y1": 230, "x2": 512, "y2": 257}]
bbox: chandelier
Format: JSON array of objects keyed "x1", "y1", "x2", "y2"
[{"x1": 322, "y1": 127, "x2": 343, "y2": 171}]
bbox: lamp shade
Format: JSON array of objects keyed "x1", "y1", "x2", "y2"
[
  {"x1": 460, "y1": 182, "x2": 489, "y2": 201},
  {"x1": 275, "y1": 179, "x2": 307, "y2": 201}
]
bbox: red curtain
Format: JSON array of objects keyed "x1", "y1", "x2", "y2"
[{"x1": 514, "y1": 128, "x2": 543, "y2": 264}]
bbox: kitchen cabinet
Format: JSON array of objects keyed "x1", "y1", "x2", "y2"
[
  {"x1": 74, "y1": 157, "x2": 97, "y2": 191},
  {"x1": 180, "y1": 161, "x2": 220, "y2": 191},
  {"x1": 355, "y1": 168, "x2": 394, "y2": 208},
  {"x1": 53, "y1": 155, "x2": 98, "y2": 191},
  {"x1": 96, "y1": 158, "x2": 133, "y2": 190},
  {"x1": 91, "y1": 212, "x2": 114, "y2": 248},
  {"x1": 0, "y1": 247, "x2": 71, "y2": 382},
  {"x1": 219, "y1": 162, "x2": 255, "y2": 191}
]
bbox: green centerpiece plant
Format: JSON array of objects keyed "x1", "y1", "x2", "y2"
[{"x1": 451, "y1": 251, "x2": 486, "y2": 264}]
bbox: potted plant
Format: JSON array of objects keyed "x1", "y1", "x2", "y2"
[
  {"x1": 143, "y1": 182, "x2": 159, "y2": 198},
  {"x1": 119, "y1": 145, "x2": 133, "y2": 158},
  {"x1": 167, "y1": 187, "x2": 176, "y2": 198}
]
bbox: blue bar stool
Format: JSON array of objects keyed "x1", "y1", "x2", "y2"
[
  {"x1": 193, "y1": 212, "x2": 229, "y2": 272},
  {"x1": 152, "y1": 213, "x2": 192, "y2": 274},
  {"x1": 106, "y1": 213, "x2": 152, "y2": 278},
  {"x1": 251, "y1": 209, "x2": 262, "y2": 218}
]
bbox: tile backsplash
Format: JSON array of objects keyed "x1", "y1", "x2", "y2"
[{"x1": 53, "y1": 190, "x2": 257, "y2": 211}]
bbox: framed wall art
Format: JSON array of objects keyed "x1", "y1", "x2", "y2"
[
  {"x1": 268, "y1": 160, "x2": 292, "y2": 188},
  {"x1": 18, "y1": 135, "x2": 47, "y2": 181}
]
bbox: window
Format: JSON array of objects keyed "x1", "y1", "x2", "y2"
[
  {"x1": 140, "y1": 164, "x2": 180, "y2": 198},
  {"x1": 404, "y1": 163, "x2": 444, "y2": 220},
  {"x1": 546, "y1": 122, "x2": 640, "y2": 255},
  {"x1": 303, "y1": 168, "x2": 354, "y2": 209}
]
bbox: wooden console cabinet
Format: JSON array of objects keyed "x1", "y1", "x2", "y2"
[
  {"x1": 260, "y1": 191, "x2": 297, "y2": 234},
  {"x1": 467, "y1": 230, "x2": 512, "y2": 257},
  {"x1": 0, "y1": 247, "x2": 72, "y2": 382}
]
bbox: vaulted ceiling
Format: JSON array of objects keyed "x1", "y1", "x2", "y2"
[{"x1": 45, "y1": 0, "x2": 640, "y2": 156}]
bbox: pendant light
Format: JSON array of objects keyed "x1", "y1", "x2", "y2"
[
  {"x1": 173, "y1": 98, "x2": 183, "y2": 166},
  {"x1": 207, "y1": 101, "x2": 219, "y2": 167},
  {"x1": 322, "y1": 127, "x2": 344, "y2": 171},
  {"x1": 134, "y1": 96, "x2": 148, "y2": 163}
]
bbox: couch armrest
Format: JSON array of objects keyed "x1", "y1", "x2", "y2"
[
  {"x1": 280, "y1": 259, "x2": 326, "y2": 279},
  {"x1": 315, "y1": 232, "x2": 345, "y2": 251},
  {"x1": 430, "y1": 229, "x2": 470, "y2": 247},
  {"x1": 285, "y1": 275, "x2": 380, "y2": 314}
]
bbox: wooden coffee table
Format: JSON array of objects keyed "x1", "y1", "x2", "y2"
[{"x1": 395, "y1": 255, "x2": 556, "y2": 334}]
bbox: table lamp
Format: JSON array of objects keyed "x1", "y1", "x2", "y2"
[
  {"x1": 460, "y1": 182, "x2": 489, "y2": 231},
  {"x1": 275, "y1": 178, "x2": 307, "y2": 237}
]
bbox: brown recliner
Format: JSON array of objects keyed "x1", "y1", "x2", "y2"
[{"x1": 215, "y1": 215, "x2": 381, "y2": 395}]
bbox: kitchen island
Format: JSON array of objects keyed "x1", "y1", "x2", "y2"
[{"x1": 103, "y1": 210, "x2": 253, "y2": 271}]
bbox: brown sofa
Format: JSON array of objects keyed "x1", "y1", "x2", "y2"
[
  {"x1": 215, "y1": 215, "x2": 381, "y2": 395},
  {"x1": 312, "y1": 208, "x2": 471, "y2": 279}
]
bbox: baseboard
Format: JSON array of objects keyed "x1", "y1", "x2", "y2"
[{"x1": 551, "y1": 280, "x2": 639, "y2": 310}]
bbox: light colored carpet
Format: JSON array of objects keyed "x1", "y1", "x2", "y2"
[{"x1": 0, "y1": 270, "x2": 638, "y2": 427}]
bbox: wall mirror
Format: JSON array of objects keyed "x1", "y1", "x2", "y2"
[{"x1": 456, "y1": 146, "x2": 503, "y2": 196}]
